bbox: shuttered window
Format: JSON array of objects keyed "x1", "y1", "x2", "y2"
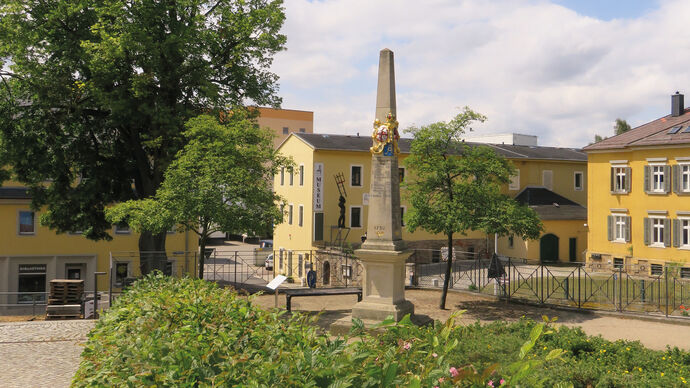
[
  {"x1": 645, "y1": 165, "x2": 670, "y2": 193},
  {"x1": 608, "y1": 214, "x2": 630, "y2": 242},
  {"x1": 645, "y1": 217, "x2": 669, "y2": 247},
  {"x1": 611, "y1": 166, "x2": 630, "y2": 193}
]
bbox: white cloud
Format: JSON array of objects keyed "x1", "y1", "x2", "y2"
[{"x1": 272, "y1": 0, "x2": 690, "y2": 147}]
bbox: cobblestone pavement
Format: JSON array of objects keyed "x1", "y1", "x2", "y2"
[{"x1": 0, "y1": 320, "x2": 95, "y2": 388}]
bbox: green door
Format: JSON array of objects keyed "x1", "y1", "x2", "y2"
[{"x1": 540, "y1": 234, "x2": 559, "y2": 263}]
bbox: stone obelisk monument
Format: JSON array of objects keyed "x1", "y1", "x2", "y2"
[{"x1": 351, "y1": 48, "x2": 414, "y2": 322}]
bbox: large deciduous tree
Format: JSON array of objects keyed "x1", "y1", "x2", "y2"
[
  {"x1": 0, "y1": 0, "x2": 286, "y2": 273},
  {"x1": 404, "y1": 108, "x2": 543, "y2": 309},
  {"x1": 106, "y1": 114, "x2": 290, "y2": 279}
]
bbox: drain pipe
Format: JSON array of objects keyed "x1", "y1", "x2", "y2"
[{"x1": 494, "y1": 233, "x2": 499, "y2": 256}]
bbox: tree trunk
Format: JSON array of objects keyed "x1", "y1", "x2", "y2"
[
  {"x1": 198, "y1": 237, "x2": 206, "y2": 280},
  {"x1": 440, "y1": 232, "x2": 453, "y2": 309},
  {"x1": 138, "y1": 231, "x2": 168, "y2": 275}
]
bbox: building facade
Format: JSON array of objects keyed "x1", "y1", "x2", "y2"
[
  {"x1": 584, "y1": 93, "x2": 690, "y2": 274},
  {"x1": 273, "y1": 133, "x2": 588, "y2": 280},
  {"x1": 0, "y1": 182, "x2": 196, "y2": 301},
  {"x1": 255, "y1": 107, "x2": 314, "y2": 148}
]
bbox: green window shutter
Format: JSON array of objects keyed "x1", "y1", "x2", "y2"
[
  {"x1": 625, "y1": 216, "x2": 631, "y2": 242},
  {"x1": 610, "y1": 167, "x2": 615, "y2": 192},
  {"x1": 644, "y1": 217, "x2": 650, "y2": 245},
  {"x1": 625, "y1": 167, "x2": 632, "y2": 192},
  {"x1": 664, "y1": 218, "x2": 671, "y2": 247},
  {"x1": 674, "y1": 218, "x2": 681, "y2": 247},
  {"x1": 644, "y1": 166, "x2": 650, "y2": 193},
  {"x1": 664, "y1": 165, "x2": 671, "y2": 193},
  {"x1": 607, "y1": 215, "x2": 614, "y2": 241},
  {"x1": 673, "y1": 165, "x2": 680, "y2": 194}
]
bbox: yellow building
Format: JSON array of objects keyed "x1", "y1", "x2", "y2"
[
  {"x1": 273, "y1": 132, "x2": 588, "y2": 280},
  {"x1": 0, "y1": 181, "x2": 196, "y2": 300},
  {"x1": 584, "y1": 92, "x2": 690, "y2": 274}
]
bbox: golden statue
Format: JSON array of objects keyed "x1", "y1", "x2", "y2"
[{"x1": 371, "y1": 112, "x2": 400, "y2": 155}]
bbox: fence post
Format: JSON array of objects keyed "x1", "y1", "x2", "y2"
[
  {"x1": 577, "y1": 266, "x2": 581, "y2": 308},
  {"x1": 665, "y1": 266, "x2": 669, "y2": 317},
  {"x1": 506, "y1": 257, "x2": 512, "y2": 300},
  {"x1": 618, "y1": 267, "x2": 623, "y2": 312},
  {"x1": 564, "y1": 277, "x2": 569, "y2": 300},
  {"x1": 540, "y1": 264, "x2": 544, "y2": 304},
  {"x1": 32, "y1": 293, "x2": 36, "y2": 317},
  {"x1": 234, "y1": 251, "x2": 238, "y2": 284}
]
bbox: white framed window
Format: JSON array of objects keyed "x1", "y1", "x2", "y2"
[
  {"x1": 645, "y1": 164, "x2": 669, "y2": 194},
  {"x1": 542, "y1": 170, "x2": 553, "y2": 190},
  {"x1": 299, "y1": 165, "x2": 304, "y2": 186},
  {"x1": 653, "y1": 218, "x2": 664, "y2": 245},
  {"x1": 280, "y1": 167, "x2": 285, "y2": 186},
  {"x1": 614, "y1": 215, "x2": 626, "y2": 242},
  {"x1": 607, "y1": 213, "x2": 630, "y2": 243},
  {"x1": 509, "y1": 169, "x2": 520, "y2": 191},
  {"x1": 350, "y1": 165, "x2": 363, "y2": 187},
  {"x1": 114, "y1": 223, "x2": 131, "y2": 234},
  {"x1": 298, "y1": 205, "x2": 304, "y2": 227},
  {"x1": 282, "y1": 127, "x2": 289, "y2": 135},
  {"x1": 682, "y1": 219, "x2": 690, "y2": 247},
  {"x1": 288, "y1": 204, "x2": 293, "y2": 225},
  {"x1": 574, "y1": 171, "x2": 583, "y2": 191},
  {"x1": 652, "y1": 165, "x2": 665, "y2": 192},
  {"x1": 400, "y1": 206, "x2": 406, "y2": 227},
  {"x1": 398, "y1": 167, "x2": 405, "y2": 183},
  {"x1": 18, "y1": 210, "x2": 35, "y2": 235},
  {"x1": 289, "y1": 169, "x2": 294, "y2": 186},
  {"x1": 350, "y1": 206, "x2": 362, "y2": 228},
  {"x1": 612, "y1": 166, "x2": 629, "y2": 193},
  {"x1": 683, "y1": 165, "x2": 690, "y2": 192}
]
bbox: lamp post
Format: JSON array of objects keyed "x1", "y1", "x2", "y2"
[{"x1": 93, "y1": 271, "x2": 106, "y2": 319}]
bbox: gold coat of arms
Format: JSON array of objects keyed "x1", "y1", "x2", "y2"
[{"x1": 371, "y1": 112, "x2": 400, "y2": 155}]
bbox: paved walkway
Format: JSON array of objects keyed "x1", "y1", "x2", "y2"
[{"x1": 0, "y1": 320, "x2": 95, "y2": 388}]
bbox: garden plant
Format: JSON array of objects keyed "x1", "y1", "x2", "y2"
[{"x1": 73, "y1": 274, "x2": 690, "y2": 387}]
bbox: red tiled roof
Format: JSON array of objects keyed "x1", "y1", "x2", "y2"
[{"x1": 584, "y1": 108, "x2": 690, "y2": 151}]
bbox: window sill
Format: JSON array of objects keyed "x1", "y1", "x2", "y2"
[
  {"x1": 610, "y1": 191, "x2": 629, "y2": 195},
  {"x1": 649, "y1": 243, "x2": 666, "y2": 249},
  {"x1": 18, "y1": 233, "x2": 36, "y2": 236},
  {"x1": 678, "y1": 246, "x2": 690, "y2": 250},
  {"x1": 612, "y1": 239, "x2": 627, "y2": 244},
  {"x1": 647, "y1": 191, "x2": 668, "y2": 195}
]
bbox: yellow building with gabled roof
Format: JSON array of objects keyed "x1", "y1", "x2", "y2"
[
  {"x1": 273, "y1": 132, "x2": 588, "y2": 281},
  {"x1": 0, "y1": 180, "x2": 196, "y2": 306},
  {"x1": 584, "y1": 92, "x2": 690, "y2": 275}
]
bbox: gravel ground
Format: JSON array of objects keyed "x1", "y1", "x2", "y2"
[
  {"x1": 251, "y1": 288, "x2": 690, "y2": 351},
  {"x1": 0, "y1": 320, "x2": 94, "y2": 388}
]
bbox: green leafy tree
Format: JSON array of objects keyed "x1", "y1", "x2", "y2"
[
  {"x1": 0, "y1": 0, "x2": 286, "y2": 273},
  {"x1": 614, "y1": 118, "x2": 631, "y2": 135},
  {"x1": 106, "y1": 114, "x2": 291, "y2": 278},
  {"x1": 404, "y1": 108, "x2": 543, "y2": 309}
]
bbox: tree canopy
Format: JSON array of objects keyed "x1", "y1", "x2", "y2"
[
  {"x1": 106, "y1": 113, "x2": 290, "y2": 278},
  {"x1": 404, "y1": 107, "x2": 543, "y2": 308},
  {"x1": 0, "y1": 0, "x2": 286, "y2": 260}
]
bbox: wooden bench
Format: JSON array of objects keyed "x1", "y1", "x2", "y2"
[{"x1": 283, "y1": 287, "x2": 362, "y2": 312}]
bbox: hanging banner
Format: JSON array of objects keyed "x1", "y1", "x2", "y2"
[{"x1": 313, "y1": 162, "x2": 324, "y2": 211}]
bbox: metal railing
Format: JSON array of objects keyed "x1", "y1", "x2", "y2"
[
  {"x1": 0, "y1": 292, "x2": 48, "y2": 316},
  {"x1": 409, "y1": 254, "x2": 690, "y2": 318}
]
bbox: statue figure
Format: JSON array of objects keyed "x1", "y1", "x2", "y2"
[
  {"x1": 371, "y1": 111, "x2": 400, "y2": 155},
  {"x1": 337, "y1": 195, "x2": 346, "y2": 228}
]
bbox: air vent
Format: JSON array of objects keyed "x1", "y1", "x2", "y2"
[{"x1": 668, "y1": 126, "x2": 682, "y2": 134}]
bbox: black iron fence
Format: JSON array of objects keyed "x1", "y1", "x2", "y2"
[{"x1": 410, "y1": 254, "x2": 690, "y2": 318}]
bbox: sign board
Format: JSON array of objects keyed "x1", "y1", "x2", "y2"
[
  {"x1": 266, "y1": 275, "x2": 287, "y2": 290},
  {"x1": 313, "y1": 162, "x2": 324, "y2": 211},
  {"x1": 363, "y1": 192, "x2": 369, "y2": 206},
  {"x1": 18, "y1": 264, "x2": 46, "y2": 274}
]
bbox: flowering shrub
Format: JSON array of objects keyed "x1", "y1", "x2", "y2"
[{"x1": 73, "y1": 275, "x2": 690, "y2": 387}]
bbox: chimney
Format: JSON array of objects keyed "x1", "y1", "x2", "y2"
[{"x1": 672, "y1": 91, "x2": 684, "y2": 117}]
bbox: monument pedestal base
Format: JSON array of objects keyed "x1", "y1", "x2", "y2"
[{"x1": 352, "y1": 247, "x2": 414, "y2": 322}]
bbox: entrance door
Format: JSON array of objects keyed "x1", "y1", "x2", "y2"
[
  {"x1": 540, "y1": 234, "x2": 559, "y2": 263},
  {"x1": 323, "y1": 261, "x2": 330, "y2": 285}
]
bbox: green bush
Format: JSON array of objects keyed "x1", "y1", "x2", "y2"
[{"x1": 73, "y1": 274, "x2": 690, "y2": 387}]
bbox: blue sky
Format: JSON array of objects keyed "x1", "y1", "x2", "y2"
[
  {"x1": 552, "y1": 0, "x2": 659, "y2": 20},
  {"x1": 271, "y1": 0, "x2": 687, "y2": 147}
]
